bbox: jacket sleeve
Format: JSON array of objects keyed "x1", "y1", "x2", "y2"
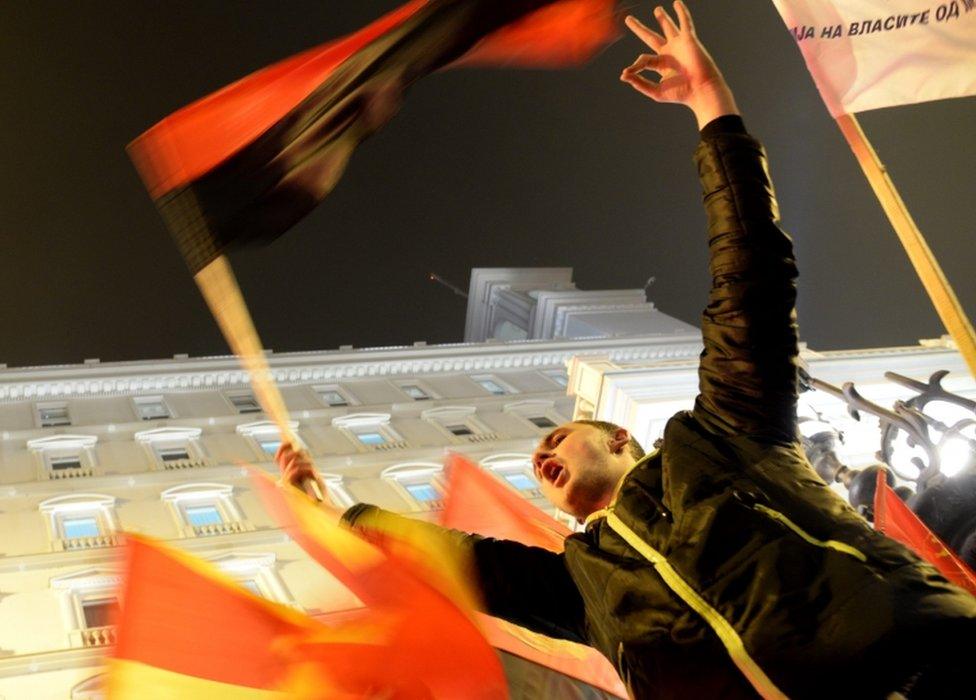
[
  {"x1": 691, "y1": 118, "x2": 799, "y2": 443},
  {"x1": 342, "y1": 504, "x2": 588, "y2": 644}
]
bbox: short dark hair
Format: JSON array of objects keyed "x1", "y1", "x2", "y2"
[{"x1": 573, "y1": 420, "x2": 645, "y2": 461}]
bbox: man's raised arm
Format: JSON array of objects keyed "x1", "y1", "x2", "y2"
[{"x1": 621, "y1": 2, "x2": 799, "y2": 443}]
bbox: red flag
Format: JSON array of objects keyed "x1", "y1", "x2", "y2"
[
  {"x1": 127, "y1": 0, "x2": 620, "y2": 274},
  {"x1": 874, "y1": 470, "x2": 976, "y2": 596},
  {"x1": 251, "y1": 469, "x2": 508, "y2": 699},
  {"x1": 441, "y1": 454, "x2": 628, "y2": 698}
]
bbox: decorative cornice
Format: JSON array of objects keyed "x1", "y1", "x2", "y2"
[{"x1": 0, "y1": 336, "x2": 703, "y2": 404}]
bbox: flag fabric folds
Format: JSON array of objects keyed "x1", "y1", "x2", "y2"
[
  {"x1": 873, "y1": 470, "x2": 976, "y2": 596},
  {"x1": 128, "y1": 0, "x2": 619, "y2": 274},
  {"x1": 251, "y1": 469, "x2": 509, "y2": 698},
  {"x1": 441, "y1": 454, "x2": 628, "y2": 698},
  {"x1": 770, "y1": 0, "x2": 976, "y2": 116}
]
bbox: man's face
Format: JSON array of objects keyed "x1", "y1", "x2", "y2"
[{"x1": 532, "y1": 422, "x2": 624, "y2": 520}]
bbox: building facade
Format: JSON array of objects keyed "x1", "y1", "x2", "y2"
[{"x1": 0, "y1": 268, "x2": 972, "y2": 698}]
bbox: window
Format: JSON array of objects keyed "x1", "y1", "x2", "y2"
[
  {"x1": 333, "y1": 413, "x2": 404, "y2": 451},
  {"x1": 135, "y1": 427, "x2": 205, "y2": 469},
  {"x1": 382, "y1": 463, "x2": 445, "y2": 512},
  {"x1": 543, "y1": 368, "x2": 569, "y2": 388},
  {"x1": 315, "y1": 385, "x2": 355, "y2": 407},
  {"x1": 482, "y1": 454, "x2": 542, "y2": 499},
  {"x1": 236, "y1": 420, "x2": 301, "y2": 461},
  {"x1": 504, "y1": 400, "x2": 562, "y2": 434},
  {"x1": 82, "y1": 598, "x2": 117, "y2": 629},
  {"x1": 63, "y1": 516, "x2": 101, "y2": 540},
  {"x1": 323, "y1": 474, "x2": 355, "y2": 509},
  {"x1": 38, "y1": 402, "x2": 71, "y2": 427},
  {"x1": 473, "y1": 375, "x2": 512, "y2": 396},
  {"x1": 210, "y1": 553, "x2": 294, "y2": 605},
  {"x1": 161, "y1": 483, "x2": 246, "y2": 537},
  {"x1": 396, "y1": 381, "x2": 438, "y2": 401},
  {"x1": 356, "y1": 431, "x2": 386, "y2": 445},
  {"x1": 133, "y1": 396, "x2": 171, "y2": 420},
  {"x1": 51, "y1": 569, "x2": 122, "y2": 649},
  {"x1": 421, "y1": 406, "x2": 494, "y2": 443},
  {"x1": 50, "y1": 455, "x2": 83, "y2": 472},
  {"x1": 227, "y1": 392, "x2": 262, "y2": 414},
  {"x1": 156, "y1": 446, "x2": 190, "y2": 462},
  {"x1": 184, "y1": 505, "x2": 223, "y2": 527},
  {"x1": 29, "y1": 434, "x2": 99, "y2": 479},
  {"x1": 39, "y1": 494, "x2": 119, "y2": 551}
]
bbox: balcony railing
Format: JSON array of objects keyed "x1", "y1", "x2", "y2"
[
  {"x1": 192, "y1": 521, "x2": 245, "y2": 537},
  {"x1": 81, "y1": 626, "x2": 116, "y2": 648},
  {"x1": 161, "y1": 458, "x2": 211, "y2": 471},
  {"x1": 464, "y1": 432, "x2": 500, "y2": 444},
  {"x1": 48, "y1": 467, "x2": 94, "y2": 480},
  {"x1": 60, "y1": 534, "x2": 122, "y2": 551},
  {"x1": 372, "y1": 440, "x2": 408, "y2": 452}
]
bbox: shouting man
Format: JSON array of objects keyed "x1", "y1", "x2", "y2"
[{"x1": 279, "y1": 3, "x2": 976, "y2": 697}]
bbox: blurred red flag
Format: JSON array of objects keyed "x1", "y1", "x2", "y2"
[
  {"x1": 874, "y1": 470, "x2": 976, "y2": 596},
  {"x1": 251, "y1": 469, "x2": 508, "y2": 698},
  {"x1": 441, "y1": 454, "x2": 628, "y2": 697},
  {"x1": 127, "y1": 0, "x2": 620, "y2": 274}
]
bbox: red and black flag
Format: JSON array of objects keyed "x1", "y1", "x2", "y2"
[{"x1": 128, "y1": 0, "x2": 619, "y2": 274}]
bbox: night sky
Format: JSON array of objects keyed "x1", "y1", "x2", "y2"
[{"x1": 2, "y1": 1, "x2": 974, "y2": 368}]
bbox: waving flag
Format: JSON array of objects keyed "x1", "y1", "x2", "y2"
[
  {"x1": 770, "y1": 0, "x2": 976, "y2": 116},
  {"x1": 874, "y1": 470, "x2": 976, "y2": 595},
  {"x1": 251, "y1": 469, "x2": 508, "y2": 698},
  {"x1": 441, "y1": 454, "x2": 628, "y2": 698},
  {"x1": 128, "y1": 0, "x2": 619, "y2": 273}
]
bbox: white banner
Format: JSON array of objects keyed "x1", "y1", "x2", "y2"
[{"x1": 770, "y1": 0, "x2": 976, "y2": 115}]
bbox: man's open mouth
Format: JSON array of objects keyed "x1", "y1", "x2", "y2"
[{"x1": 542, "y1": 460, "x2": 568, "y2": 488}]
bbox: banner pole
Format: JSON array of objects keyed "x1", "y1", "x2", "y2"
[
  {"x1": 194, "y1": 255, "x2": 324, "y2": 501},
  {"x1": 834, "y1": 112, "x2": 976, "y2": 379}
]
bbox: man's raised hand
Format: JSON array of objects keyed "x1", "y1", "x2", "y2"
[
  {"x1": 620, "y1": 2, "x2": 739, "y2": 129},
  {"x1": 275, "y1": 441, "x2": 328, "y2": 503}
]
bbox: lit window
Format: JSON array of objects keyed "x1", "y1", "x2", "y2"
[
  {"x1": 476, "y1": 378, "x2": 509, "y2": 395},
  {"x1": 240, "y1": 579, "x2": 262, "y2": 596},
  {"x1": 406, "y1": 483, "x2": 441, "y2": 503},
  {"x1": 228, "y1": 393, "x2": 262, "y2": 414},
  {"x1": 315, "y1": 385, "x2": 354, "y2": 407},
  {"x1": 162, "y1": 484, "x2": 244, "y2": 537},
  {"x1": 63, "y1": 517, "x2": 101, "y2": 540},
  {"x1": 40, "y1": 494, "x2": 119, "y2": 550},
  {"x1": 38, "y1": 403, "x2": 71, "y2": 427},
  {"x1": 356, "y1": 431, "x2": 386, "y2": 446},
  {"x1": 333, "y1": 413, "x2": 402, "y2": 451},
  {"x1": 446, "y1": 424, "x2": 474, "y2": 436},
  {"x1": 184, "y1": 505, "x2": 223, "y2": 528},
  {"x1": 400, "y1": 384, "x2": 431, "y2": 401},
  {"x1": 544, "y1": 369, "x2": 569, "y2": 388},
  {"x1": 259, "y1": 439, "x2": 282, "y2": 455},
  {"x1": 236, "y1": 421, "x2": 300, "y2": 461},
  {"x1": 504, "y1": 473, "x2": 539, "y2": 492},
  {"x1": 529, "y1": 415, "x2": 557, "y2": 429},
  {"x1": 210, "y1": 553, "x2": 293, "y2": 605},
  {"x1": 134, "y1": 396, "x2": 171, "y2": 421},
  {"x1": 383, "y1": 463, "x2": 444, "y2": 511}
]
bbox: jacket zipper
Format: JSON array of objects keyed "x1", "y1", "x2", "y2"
[
  {"x1": 605, "y1": 512, "x2": 788, "y2": 700},
  {"x1": 752, "y1": 503, "x2": 867, "y2": 562}
]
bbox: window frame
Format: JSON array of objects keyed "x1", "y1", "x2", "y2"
[
  {"x1": 313, "y1": 384, "x2": 356, "y2": 408},
  {"x1": 225, "y1": 391, "x2": 263, "y2": 415},
  {"x1": 481, "y1": 453, "x2": 543, "y2": 499},
  {"x1": 236, "y1": 420, "x2": 301, "y2": 461},
  {"x1": 161, "y1": 483, "x2": 247, "y2": 538},
  {"x1": 36, "y1": 401, "x2": 72, "y2": 428},
  {"x1": 51, "y1": 568, "x2": 122, "y2": 649},
  {"x1": 381, "y1": 462, "x2": 446, "y2": 512},
  {"x1": 471, "y1": 374, "x2": 518, "y2": 396},
  {"x1": 503, "y1": 399, "x2": 564, "y2": 434},
  {"x1": 132, "y1": 395, "x2": 173, "y2": 421},
  {"x1": 28, "y1": 434, "x2": 98, "y2": 480},
  {"x1": 421, "y1": 406, "x2": 496, "y2": 444},
  {"x1": 135, "y1": 426, "x2": 206, "y2": 470},
  {"x1": 39, "y1": 494, "x2": 119, "y2": 552},
  {"x1": 394, "y1": 380, "x2": 439, "y2": 402},
  {"x1": 332, "y1": 413, "x2": 405, "y2": 452}
]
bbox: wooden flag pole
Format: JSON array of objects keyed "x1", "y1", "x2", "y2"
[
  {"x1": 834, "y1": 113, "x2": 976, "y2": 379},
  {"x1": 194, "y1": 255, "x2": 324, "y2": 501}
]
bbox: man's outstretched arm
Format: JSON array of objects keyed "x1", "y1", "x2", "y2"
[{"x1": 622, "y1": 2, "x2": 799, "y2": 443}]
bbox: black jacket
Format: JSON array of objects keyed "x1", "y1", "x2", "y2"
[{"x1": 345, "y1": 122, "x2": 976, "y2": 698}]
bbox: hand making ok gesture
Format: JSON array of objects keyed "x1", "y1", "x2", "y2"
[{"x1": 620, "y1": 2, "x2": 739, "y2": 129}]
